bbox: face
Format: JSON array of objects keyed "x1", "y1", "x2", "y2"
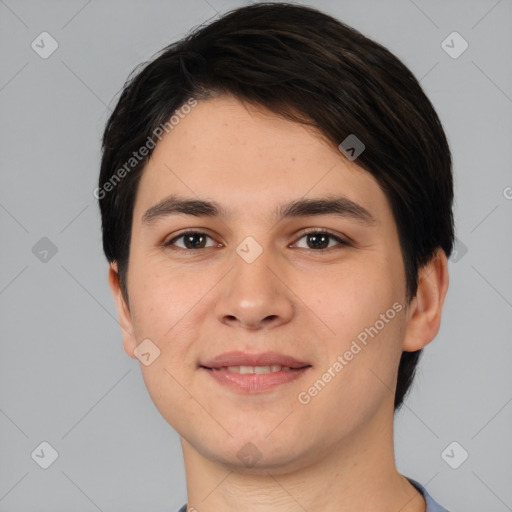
[{"x1": 112, "y1": 95, "x2": 413, "y2": 472}]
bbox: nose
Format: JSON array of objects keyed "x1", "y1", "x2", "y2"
[{"x1": 214, "y1": 246, "x2": 295, "y2": 331}]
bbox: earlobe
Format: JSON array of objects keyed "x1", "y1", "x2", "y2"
[
  {"x1": 108, "y1": 262, "x2": 138, "y2": 359},
  {"x1": 402, "y1": 248, "x2": 450, "y2": 352}
]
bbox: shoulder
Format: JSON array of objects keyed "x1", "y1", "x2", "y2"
[{"x1": 406, "y1": 477, "x2": 451, "y2": 512}]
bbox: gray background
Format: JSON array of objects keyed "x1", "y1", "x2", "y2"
[{"x1": 1, "y1": 0, "x2": 511, "y2": 511}]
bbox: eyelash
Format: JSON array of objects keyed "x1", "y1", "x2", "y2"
[{"x1": 163, "y1": 228, "x2": 351, "y2": 252}]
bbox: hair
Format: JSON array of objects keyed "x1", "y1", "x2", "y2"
[{"x1": 98, "y1": 2, "x2": 454, "y2": 412}]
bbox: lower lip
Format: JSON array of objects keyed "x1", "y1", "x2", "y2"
[{"x1": 201, "y1": 367, "x2": 311, "y2": 393}]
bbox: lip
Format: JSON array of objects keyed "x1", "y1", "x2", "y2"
[
  {"x1": 199, "y1": 351, "x2": 312, "y2": 393},
  {"x1": 200, "y1": 351, "x2": 310, "y2": 369},
  {"x1": 201, "y1": 366, "x2": 311, "y2": 393}
]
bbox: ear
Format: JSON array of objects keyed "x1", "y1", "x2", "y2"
[
  {"x1": 402, "y1": 248, "x2": 450, "y2": 352},
  {"x1": 108, "y1": 262, "x2": 138, "y2": 359}
]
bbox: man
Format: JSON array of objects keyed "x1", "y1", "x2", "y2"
[{"x1": 98, "y1": 3, "x2": 453, "y2": 511}]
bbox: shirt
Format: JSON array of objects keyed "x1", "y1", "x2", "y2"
[
  {"x1": 407, "y1": 477, "x2": 450, "y2": 512},
  {"x1": 176, "y1": 476, "x2": 450, "y2": 512}
]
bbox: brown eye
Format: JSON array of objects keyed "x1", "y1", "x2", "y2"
[
  {"x1": 294, "y1": 230, "x2": 349, "y2": 250},
  {"x1": 165, "y1": 231, "x2": 217, "y2": 250}
]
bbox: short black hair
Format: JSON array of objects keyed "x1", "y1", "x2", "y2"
[{"x1": 98, "y1": 2, "x2": 454, "y2": 412}]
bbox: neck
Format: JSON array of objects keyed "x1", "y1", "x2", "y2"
[{"x1": 179, "y1": 400, "x2": 426, "y2": 512}]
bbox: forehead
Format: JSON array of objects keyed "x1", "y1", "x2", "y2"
[{"x1": 133, "y1": 96, "x2": 390, "y2": 224}]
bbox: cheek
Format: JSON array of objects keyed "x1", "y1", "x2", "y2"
[
  {"x1": 129, "y1": 264, "x2": 200, "y2": 416},
  {"x1": 307, "y1": 261, "x2": 399, "y2": 339},
  {"x1": 300, "y1": 266, "x2": 404, "y2": 424},
  {"x1": 307, "y1": 257, "x2": 406, "y2": 397},
  {"x1": 127, "y1": 259, "x2": 211, "y2": 376},
  {"x1": 129, "y1": 276, "x2": 171, "y2": 338},
  {"x1": 128, "y1": 247, "x2": 199, "y2": 330}
]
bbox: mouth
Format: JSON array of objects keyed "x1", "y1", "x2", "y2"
[
  {"x1": 200, "y1": 350, "x2": 311, "y2": 369},
  {"x1": 199, "y1": 351, "x2": 312, "y2": 393},
  {"x1": 201, "y1": 364, "x2": 307, "y2": 374}
]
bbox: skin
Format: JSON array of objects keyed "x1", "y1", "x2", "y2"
[{"x1": 109, "y1": 95, "x2": 449, "y2": 512}]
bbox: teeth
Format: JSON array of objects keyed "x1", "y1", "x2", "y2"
[{"x1": 225, "y1": 365, "x2": 292, "y2": 374}]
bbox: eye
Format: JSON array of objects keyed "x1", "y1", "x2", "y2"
[
  {"x1": 163, "y1": 229, "x2": 350, "y2": 252},
  {"x1": 164, "y1": 231, "x2": 219, "y2": 250},
  {"x1": 293, "y1": 229, "x2": 350, "y2": 250}
]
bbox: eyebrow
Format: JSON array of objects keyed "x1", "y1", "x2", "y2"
[{"x1": 141, "y1": 194, "x2": 376, "y2": 226}]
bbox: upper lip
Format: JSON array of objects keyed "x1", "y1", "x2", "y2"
[{"x1": 200, "y1": 351, "x2": 311, "y2": 369}]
